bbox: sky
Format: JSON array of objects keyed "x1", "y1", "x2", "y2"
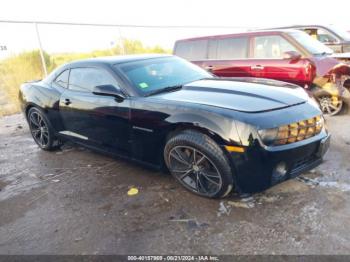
[{"x1": 0, "y1": 0, "x2": 349, "y2": 58}]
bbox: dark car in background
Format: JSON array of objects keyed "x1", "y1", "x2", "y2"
[
  {"x1": 19, "y1": 55, "x2": 329, "y2": 198},
  {"x1": 174, "y1": 29, "x2": 350, "y2": 115},
  {"x1": 274, "y1": 25, "x2": 350, "y2": 53}
]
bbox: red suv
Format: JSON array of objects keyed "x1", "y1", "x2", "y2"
[{"x1": 174, "y1": 29, "x2": 350, "y2": 115}]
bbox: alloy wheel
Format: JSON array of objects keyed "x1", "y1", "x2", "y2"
[
  {"x1": 168, "y1": 145, "x2": 222, "y2": 197},
  {"x1": 29, "y1": 111, "x2": 50, "y2": 147},
  {"x1": 317, "y1": 95, "x2": 343, "y2": 116}
]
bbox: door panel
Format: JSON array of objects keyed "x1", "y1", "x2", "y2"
[
  {"x1": 250, "y1": 35, "x2": 309, "y2": 86},
  {"x1": 201, "y1": 60, "x2": 253, "y2": 77},
  {"x1": 59, "y1": 90, "x2": 131, "y2": 152},
  {"x1": 200, "y1": 37, "x2": 252, "y2": 77},
  {"x1": 58, "y1": 67, "x2": 131, "y2": 153},
  {"x1": 249, "y1": 59, "x2": 309, "y2": 86}
]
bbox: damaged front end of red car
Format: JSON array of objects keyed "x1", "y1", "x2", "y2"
[{"x1": 311, "y1": 58, "x2": 350, "y2": 115}]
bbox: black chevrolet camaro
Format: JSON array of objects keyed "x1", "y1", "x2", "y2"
[{"x1": 19, "y1": 54, "x2": 330, "y2": 198}]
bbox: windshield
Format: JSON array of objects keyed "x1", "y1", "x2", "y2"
[
  {"x1": 327, "y1": 25, "x2": 350, "y2": 41},
  {"x1": 115, "y1": 56, "x2": 212, "y2": 96},
  {"x1": 289, "y1": 31, "x2": 334, "y2": 55}
]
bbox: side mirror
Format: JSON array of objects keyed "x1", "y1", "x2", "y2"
[
  {"x1": 283, "y1": 51, "x2": 302, "y2": 61},
  {"x1": 92, "y1": 85, "x2": 125, "y2": 102}
]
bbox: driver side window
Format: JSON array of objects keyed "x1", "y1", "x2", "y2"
[
  {"x1": 317, "y1": 29, "x2": 338, "y2": 44},
  {"x1": 69, "y1": 68, "x2": 119, "y2": 92},
  {"x1": 253, "y1": 35, "x2": 298, "y2": 59},
  {"x1": 303, "y1": 28, "x2": 338, "y2": 44}
]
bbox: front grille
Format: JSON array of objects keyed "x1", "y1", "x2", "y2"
[
  {"x1": 290, "y1": 155, "x2": 319, "y2": 177},
  {"x1": 274, "y1": 116, "x2": 323, "y2": 145}
]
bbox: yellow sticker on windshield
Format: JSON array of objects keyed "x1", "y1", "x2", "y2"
[{"x1": 139, "y1": 82, "x2": 148, "y2": 89}]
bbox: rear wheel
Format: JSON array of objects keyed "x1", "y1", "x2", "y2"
[
  {"x1": 164, "y1": 130, "x2": 234, "y2": 198},
  {"x1": 27, "y1": 107, "x2": 61, "y2": 150}
]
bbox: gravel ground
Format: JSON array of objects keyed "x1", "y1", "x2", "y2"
[{"x1": 0, "y1": 113, "x2": 350, "y2": 255}]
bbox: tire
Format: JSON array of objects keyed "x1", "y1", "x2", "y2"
[
  {"x1": 313, "y1": 91, "x2": 343, "y2": 116},
  {"x1": 27, "y1": 107, "x2": 62, "y2": 151},
  {"x1": 164, "y1": 130, "x2": 235, "y2": 198}
]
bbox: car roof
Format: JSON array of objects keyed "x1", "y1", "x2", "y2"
[
  {"x1": 176, "y1": 29, "x2": 301, "y2": 42},
  {"x1": 44, "y1": 54, "x2": 173, "y2": 84},
  {"x1": 271, "y1": 25, "x2": 329, "y2": 29},
  {"x1": 67, "y1": 54, "x2": 172, "y2": 66}
]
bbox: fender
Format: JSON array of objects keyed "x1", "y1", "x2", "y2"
[
  {"x1": 20, "y1": 82, "x2": 64, "y2": 132},
  {"x1": 165, "y1": 111, "x2": 241, "y2": 146}
]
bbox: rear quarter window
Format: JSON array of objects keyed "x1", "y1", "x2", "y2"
[
  {"x1": 54, "y1": 70, "x2": 69, "y2": 88},
  {"x1": 215, "y1": 37, "x2": 249, "y2": 59},
  {"x1": 174, "y1": 40, "x2": 208, "y2": 61}
]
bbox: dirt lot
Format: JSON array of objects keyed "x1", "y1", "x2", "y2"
[{"x1": 0, "y1": 113, "x2": 350, "y2": 255}]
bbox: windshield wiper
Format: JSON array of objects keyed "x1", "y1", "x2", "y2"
[{"x1": 145, "y1": 85, "x2": 183, "y2": 97}]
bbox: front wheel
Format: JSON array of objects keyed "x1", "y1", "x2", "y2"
[
  {"x1": 164, "y1": 130, "x2": 235, "y2": 198},
  {"x1": 315, "y1": 94, "x2": 343, "y2": 116}
]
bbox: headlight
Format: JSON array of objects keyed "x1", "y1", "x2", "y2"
[
  {"x1": 258, "y1": 116, "x2": 324, "y2": 146},
  {"x1": 258, "y1": 128, "x2": 278, "y2": 146}
]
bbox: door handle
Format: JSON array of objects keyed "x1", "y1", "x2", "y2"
[
  {"x1": 64, "y1": 98, "x2": 72, "y2": 106},
  {"x1": 251, "y1": 65, "x2": 264, "y2": 70}
]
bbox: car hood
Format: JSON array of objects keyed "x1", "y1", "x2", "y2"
[{"x1": 154, "y1": 79, "x2": 308, "y2": 113}]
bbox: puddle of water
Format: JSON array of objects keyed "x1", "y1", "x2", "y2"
[{"x1": 0, "y1": 171, "x2": 44, "y2": 201}]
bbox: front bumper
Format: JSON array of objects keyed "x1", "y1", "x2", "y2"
[{"x1": 227, "y1": 132, "x2": 330, "y2": 193}]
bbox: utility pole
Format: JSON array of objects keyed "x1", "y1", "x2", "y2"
[
  {"x1": 34, "y1": 22, "x2": 48, "y2": 77},
  {"x1": 118, "y1": 27, "x2": 125, "y2": 55}
]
